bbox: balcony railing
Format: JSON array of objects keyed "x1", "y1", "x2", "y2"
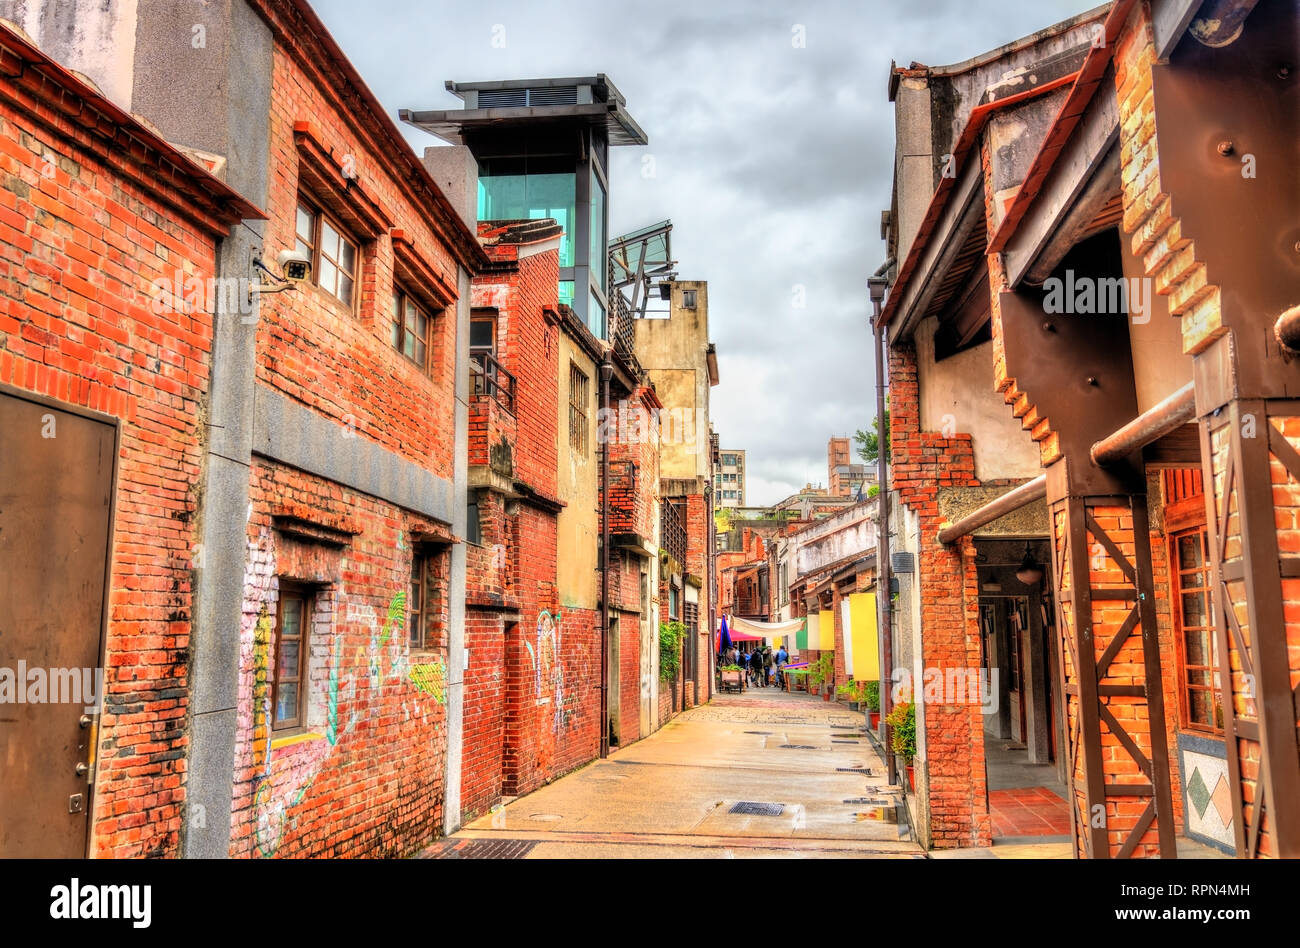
[
  {"x1": 609, "y1": 287, "x2": 642, "y2": 375},
  {"x1": 470, "y1": 351, "x2": 516, "y2": 414},
  {"x1": 660, "y1": 498, "x2": 687, "y2": 569}
]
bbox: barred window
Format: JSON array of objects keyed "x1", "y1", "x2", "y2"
[{"x1": 569, "y1": 362, "x2": 589, "y2": 456}]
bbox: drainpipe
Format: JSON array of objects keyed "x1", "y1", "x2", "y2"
[
  {"x1": 599, "y1": 359, "x2": 612, "y2": 759},
  {"x1": 869, "y1": 274, "x2": 897, "y2": 787}
]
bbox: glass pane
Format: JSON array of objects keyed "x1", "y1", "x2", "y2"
[
  {"x1": 414, "y1": 309, "x2": 428, "y2": 340},
  {"x1": 1185, "y1": 629, "x2": 1208, "y2": 666},
  {"x1": 1187, "y1": 667, "x2": 1213, "y2": 687},
  {"x1": 590, "y1": 165, "x2": 606, "y2": 292},
  {"x1": 404, "y1": 333, "x2": 416, "y2": 360},
  {"x1": 1189, "y1": 688, "x2": 1214, "y2": 727},
  {"x1": 275, "y1": 682, "x2": 298, "y2": 724},
  {"x1": 338, "y1": 273, "x2": 354, "y2": 305},
  {"x1": 296, "y1": 206, "x2": 313, "y2": 243},
  {"x1": 280, "y1": 598, "x2": 301, "y2": 637},
  {"x1": 339, "y1": 237, "x2": 356, "y2": 274},
  {"x1": 558, "y1": 281, "x2": 575, "y2": 307},
  {"x1": 1177, "y1": 533, "x2": 1203, "y2": 570},
  {"x1": 588, "y1": 290, "x2": 606, "y2": 340},
  {"x1": 319, "y1": 259, "x2": 338, "y2": 295},
  {"x1": 470, "y1": 319, "x2": 493, "y2": 350},
  {"x1": 1181, "y1": 591, "x2": 1206, "y2": 628},
  {"x1": 477, "y1": 170, "x2": 575, "y2": 267},
  {"x1": 295, "y1": 237, "x2": 311, "y2": 259},
  {"x1": 405, "y1": 298, "x2": 420, "y2": 332},
  {"x1": 413, "y1": 338, "x2": 426, "y2": 366},
  {"x1": 277, "y1": 639, "x2": 299, "y2": 677},
  {"x1": 321, "y1": 220, "x2": 340, "y2": 259}
]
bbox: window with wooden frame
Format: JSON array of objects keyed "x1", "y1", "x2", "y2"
[
  {"x1": 390, "y1": 288, "x2": 431, "y2": 370},
  {"x1": 569, "y1": 362, "x2": 589, "y2": 456},
  {"x1": 272, "y1": 584, "x2": 312, "y2": 731},
  {"x1": 408, "y1": 548, "x2": 449, "y2": 652},
  {"x1": 295, "y1": 198, "x2": 358, "y2": 307},
  {"x1": 409, "y1": 552, "x2": 427, "y2": 651},
  {"x1": 1173, "y1": 526, "x2": 1221, "y2": 733},
  {"x1": 470, "y1": 313, "x2": 496, "y2": 357}
]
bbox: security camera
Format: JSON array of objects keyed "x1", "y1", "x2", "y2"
[{"x1": 277, "y1": 248, "x2": 311, "y2": 282}]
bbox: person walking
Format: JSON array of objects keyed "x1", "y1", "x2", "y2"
[
  {"x1": 775, "y1": 643, "x2": 788, "y2": 689},
  {"x1": 750, "y1": 647, "x2": 766, "y2": 688}
]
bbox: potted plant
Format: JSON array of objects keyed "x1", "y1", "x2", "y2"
[
  {"x1": 836, "y1": 682, "x2": 856, "y2": 709},
  {"x1": 810, "y1": 653, "x2": 835, "y2": 701},
  {"x1": 863, "y1": 680, "x2": 881, "y2": 729},
  {"x1": 886, "y1": 700, "x2": 917, "y2": 792}
]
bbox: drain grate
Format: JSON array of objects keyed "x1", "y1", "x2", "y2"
[
  {"x1": 837, "y1": 767, "x2": 874, "y2": 775},
  {"x1": 744, "y1": 731, "x2": 773, "y2": 735},
  {"x1": 730, "y1": 801, "x2": 785, "y2": 817},
  {"x1": 429, "y1": 838, "x2": 538, "y2": 859},
  {"x1": 844, "y1": 797, "x2": 891, "y2": 805},
  {"x1": 831, "y1": 738, "x2": 862, "y2": 743},
  {"x1": 830, "y1": 723, "x2": 855, "y2": 729},
  {"x1": 779, "y1": 744, "x2": 817, "y2": 749}
]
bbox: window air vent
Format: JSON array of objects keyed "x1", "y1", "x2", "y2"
[
  {"x1": 526, "y1": 85, "x2": 577, "y2": 106},
  {"x1": 479, "y1": 86, "x2": 579, "y2": 109},
  {"x1": 478, "y1": 89, "x2": 528, "y2": 108}
]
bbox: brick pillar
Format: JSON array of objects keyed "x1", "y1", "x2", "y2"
[
  {"x1": 889, "y1": 343, "x2": 991, "y2": 848},
  {"x1": 1115, "y1": 0, "x2": 1300, "y2": 857}
]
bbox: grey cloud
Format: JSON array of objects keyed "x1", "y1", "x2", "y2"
[{"x1": 313, "y1": 0, "x2": 1094, "y2": 504}]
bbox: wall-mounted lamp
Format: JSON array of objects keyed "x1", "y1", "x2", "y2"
[{"x1": 1015, "y1": 542, "x2": 1044, "y2": 586}]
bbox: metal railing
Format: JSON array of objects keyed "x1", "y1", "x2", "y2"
[{"x1": 470, "y1": 351, "x2": 516, "y2": 414}]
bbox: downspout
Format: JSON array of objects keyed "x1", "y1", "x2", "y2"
[
  {"x1": 869, "y1": 272, "x2": 897, "y2": 786},
  {"x1": 599, "y1": 359, "x2": 612, "y2": 759}
]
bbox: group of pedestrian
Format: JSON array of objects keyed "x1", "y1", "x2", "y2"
[{"x1": 720, "y1": 643, "x2": 792, "y2": 689}]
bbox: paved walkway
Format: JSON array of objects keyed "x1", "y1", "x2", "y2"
[{"x1": 422, "y1": 688, "x2": 922, "y2": 859}]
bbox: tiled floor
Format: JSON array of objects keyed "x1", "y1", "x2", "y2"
[{"x1": 989, "y1": 786, "x2": 1070, "y2": 838}]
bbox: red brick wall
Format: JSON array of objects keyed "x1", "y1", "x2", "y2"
[
  {"x1": 462, "y1": 231, "x2": 607, "y2": 811},
  {"x1": 889, "y1": 341, "x2": 991, "y2": 848},
  {"x1": 224, "y1": 38, "x2": 466, "y2": 857},
  {"x1": 260, "y1": 48, "x2": 458, "y2": 481},
  {"x1": 230, "y1": 460, "x2": 451, "y2": 858},
  {"x1": 461, "y1": 609, "x2": 507, "y2": 820},
  {"x1": 0, "y1": 59, "x2": 247, "y2": 857}
]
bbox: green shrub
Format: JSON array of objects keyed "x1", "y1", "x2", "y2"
[
  {"x1": 659, "y1": 620, "x2": 687, "y2": 682},
  {"x1": 886, "y1": 700, "x2": 916, "y2": 760}
]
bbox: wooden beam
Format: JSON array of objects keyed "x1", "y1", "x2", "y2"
[
  {"x1": 1003, "y1": 83, "x2": 1119, "y2": 288},
  {"x1": 1151, "y1": 0, "x2": 1205, "y2": 60}
]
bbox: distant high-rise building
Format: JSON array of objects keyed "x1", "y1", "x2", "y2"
[
  {"x1": 713, "y1": 449, "x2": 746, "y2": 508},
  {"x1": 828, "y1": 436, "x2": 875, "y2": 498}
]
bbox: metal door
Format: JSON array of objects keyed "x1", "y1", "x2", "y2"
[{"x1": 0, "y1": 390, "x2": 115, "y2": 857}]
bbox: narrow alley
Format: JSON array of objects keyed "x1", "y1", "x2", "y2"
[{"x1": 423, "y1": 689, "x2": 920, "y2": 859}]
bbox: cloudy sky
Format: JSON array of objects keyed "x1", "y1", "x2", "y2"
[{"x1": 313, "y1": 0, "x2": 1093, "y2": 505}]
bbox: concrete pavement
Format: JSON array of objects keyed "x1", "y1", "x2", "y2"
[{"x1": 422, "y1": 687, "x2": 923, "y2": 858}]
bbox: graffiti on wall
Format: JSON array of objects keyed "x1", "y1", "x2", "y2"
[
  {"x1": 534, "y1": 609, "x2": 577, "y2": 733},
  {"x1": 241, "y1": 528, "x2": 448, "y2": 857}
]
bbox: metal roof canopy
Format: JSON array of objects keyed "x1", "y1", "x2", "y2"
[
  {"x1": 400, "y1": 74, "x2": 648, "y2": 147},
  {"x1": 609, "y1": 219, "x2": 675, "y2": 318}
]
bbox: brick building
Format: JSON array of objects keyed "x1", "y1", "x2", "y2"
[
  {"x1": 876, "y1": 0, "x2": 1299, "y2": 857},
  {"x1": 8, "y1": 0, "x2": 488, "y2": 857},
  {"x1": 0, "y1": 20, "x2": 259, "y2": 857}
]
